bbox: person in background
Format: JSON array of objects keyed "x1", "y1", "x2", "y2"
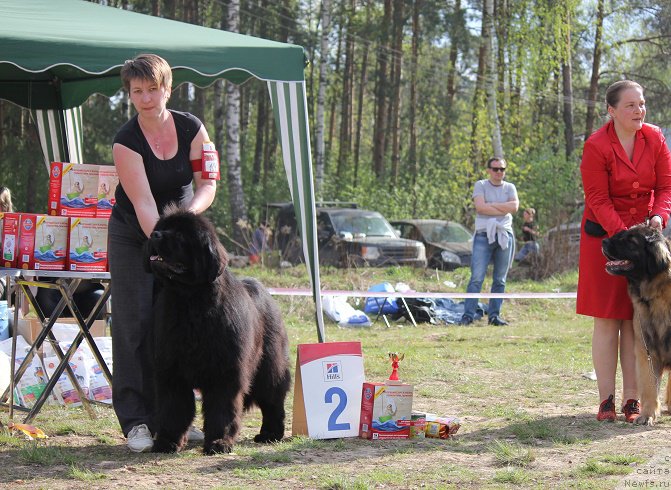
[
  {"x1": 0, "y1": 186, "x2": 13, "y2": 213},
  {"x1": 577, "y1": 79, "x2": 671, "y2": 423},
  {"x1": 108, "y1": 54, "x2": 216, "y2": 452},
  {"x1": 249, "y1": 221, "x2": 271, "y2": 265},
  {"x1": 458, "y1": 157, "x2": 519, "y2": 326},
  {"x1": 514, "y1": 207, "x2": 540, "y2": 262}
]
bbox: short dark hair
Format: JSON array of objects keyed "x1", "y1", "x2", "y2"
[
  {"x1": 486, "y1": 157, "x2": 506, "y2": 168},
  {"x1": 120, "y1": 53, "x2": 173, "y2": 92},
  {"x1": 605, "y1": 80, "x2": 643, "y2": 108}
]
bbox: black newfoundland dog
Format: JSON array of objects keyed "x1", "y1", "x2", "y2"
[
  {"x1": 602, "y1": 224, "x2": 671, "y2": 425},
  {"x1": 145, "y1": 206, "x2": 291, "y2": 454}
]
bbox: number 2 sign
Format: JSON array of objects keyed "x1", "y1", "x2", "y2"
[{"x1": 292, "y1": 342, "x2": 365, "y2": 439}]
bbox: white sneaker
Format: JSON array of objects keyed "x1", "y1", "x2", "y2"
[
  {"x1": 188, "y1": 425, "x2": 204, "y2": 442},
  {"x1": 127, "y1": 424, "x2": 153, "y2": 453}
]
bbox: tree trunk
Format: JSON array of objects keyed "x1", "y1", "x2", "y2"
[
  {"x1": 485, "y1": 0, "x2": 503, "y2": 158},
  {"x1": 353, "y1": 0, "x2": 372, "y2": 185},
  {"x1": 224, "y1": 0, "x2": 247, "y2": 248},
  {"x1": 585, "y1": 0, "x2": 605, "y2": 139},
  {"x1": 252, "y1": 86, "x2": 267, "y2": 185},
  {"x1": 213, "y1": 80, "x2": 225, "y2": 155},
  {"x1": 337, "y1": 0, "x2": 355, "y2": 180},
  {"x1": 408, "y1": 0, "x2": 420, "y2": 184},
  {"x1": 469, "y1": 0, "x2": 490, "y2": 169},
  {"x1": 562, "y1": 3, "x2": 575, "y2": 157},
  {"x1": 315, "y1": 0, "x2": 331, "y2": 196},
  {"x1": 372, "y1": 0, "x2": 392, "y2": 178},
  {"x1": 444, "y1": 0, "x2": 461, "y2": 149},
  {"x1": 389, "y1": 0, "x2": 404, "y2": 184},
  {"x1": 326, "y1": 17, "x2": 344, "y2": 168}
]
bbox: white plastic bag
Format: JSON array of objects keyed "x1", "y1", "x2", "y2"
[{"x1": 322, "y1": 296, "x2": 371, "y2": 328}]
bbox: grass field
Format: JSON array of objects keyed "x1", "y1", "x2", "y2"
[{"x1": 1, "y1": 265, "x2": 670, "y2": 489}]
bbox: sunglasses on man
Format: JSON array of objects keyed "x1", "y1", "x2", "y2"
[{"x1": 489, "y1": 167, "x2": 506, "y2": 172}]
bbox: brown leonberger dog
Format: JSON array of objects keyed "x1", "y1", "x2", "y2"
[{"x1": 602, "y1": 224, "x2": 671, "y2": 424}]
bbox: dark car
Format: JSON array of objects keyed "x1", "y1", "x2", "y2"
[
  {"x1": 268, "y1": 203, "x2": 427, "y2": 268},
  {"x1": 391, "y1": 219, "x2": 473, "y2": 270}
]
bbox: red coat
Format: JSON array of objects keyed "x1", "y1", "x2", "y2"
[{"x1": 577, "y1": 121, "x2": 671, "y2": 319}]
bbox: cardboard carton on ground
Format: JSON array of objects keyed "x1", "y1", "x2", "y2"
[
  {"x1": 68, "y1": 217, "x2": 109, "y2": 272},
  {"x1": 96, "y1": 166, "x2": 118, "y2": 218},
  {"x1": 17, "y1": 214, "x2": 37, "y2": 270},
  {"x1": 359, "y1": 381, "x2": 414, "y2": 440},
  {"x1": 49, "y1": 162, "x2": 99, "y2": 217},
  {"x1": 16, "y1": 317, "x2": 107, "y2": 345},
  {"x1": 33, "y1": 215, "x2": 69, "y2": 271},
  {"x1": 2, "y1": 212, "x2": 20, "y2": 268}
]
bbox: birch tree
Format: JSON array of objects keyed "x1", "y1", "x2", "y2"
[{"x1": 224, "y1": 0, "x2": 248, "y2": 248}]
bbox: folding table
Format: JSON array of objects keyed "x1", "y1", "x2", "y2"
[{"x1": 0, "y1": 269, "x2": 112, "y2": 423}]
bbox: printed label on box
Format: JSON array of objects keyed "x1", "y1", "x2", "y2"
[
  {"x1": 33, "y1": 215, "x2": 69, "y2": 271},
  {"x1": 50, "y1": 163, "x2": 100, "y2": 217},
  {"x1": 17, "y1": 214, "x2": 37, "y2": 269},
  {"x1": 68, "y1": 217, "x2": 109, "y2": 272},
  {"x1": 2, "y1": 213, "x2": 20, "y2": 268},
  {"x1": 97, "y1": 166, "x2": 118, "y2": 218},
  {"x1": 359, "y1": 381, "x2": 414, "y2": 440}
]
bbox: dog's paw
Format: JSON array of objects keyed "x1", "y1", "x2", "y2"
[
  {"x1": 203, "y1": 439, "x2": 233, "y2": 455},
  {"x1": 254, "y1": 432, "x2": 283, "y2": 443},
  {"x1": 634, "y1": 414, "x2": 655, "y2": 426},
  {"x1": 152, "y1": 437, "x2": 180, "y2": 453}
]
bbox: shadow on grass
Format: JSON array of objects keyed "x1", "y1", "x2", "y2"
[{"x1": 1, "y1": 414, "x2": 668, "y2": 485}]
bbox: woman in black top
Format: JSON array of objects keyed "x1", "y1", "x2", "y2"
[{"x1": 108, "y1": 54, "x2": 216, "y2": 452}]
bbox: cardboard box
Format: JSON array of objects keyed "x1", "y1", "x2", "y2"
[
  {"x1": 68, "y1": 217, "x2": 109, "y2": 272},
  {"x1": 359, "y1": 381, "x2": 414, "y2": 440},
  {"x1": 96, "y1": 166, "x2": 118, "y2": 218},
  {"x1": 17, "y1": 214, "x2": 37, "y2": 270},
  {"x1": 33, "y1": 215, "x2": 69, "y2": 271},
  {"x1": 2, "y1": 212, "x2": 20, "y2": 268},
  {"x1": 17, "y1": 317, "x2": 107, "y2": 345},
  {"x1": 49, "y1": 162, "x2": 99, "y2": 217},
  {"x1": 410, "y1": 411, "x2": 426, "y2": 439}
]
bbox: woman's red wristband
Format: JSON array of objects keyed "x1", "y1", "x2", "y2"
[{"x1": 190, "y1": 158, "x2": 203, "y2": 172}]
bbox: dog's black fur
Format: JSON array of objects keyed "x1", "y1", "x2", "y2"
[
  {"x1": 144, "y1": 206, "x2": 291, "y2": 454},
  {"x1": 602, "y1": 224, "x2": 671, "y2": 424}
]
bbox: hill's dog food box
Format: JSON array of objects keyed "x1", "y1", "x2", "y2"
[
  {"x1": 68, "y1": 218, "x2": 108, "y2": 272},
  {"x1": 49, "y1": 162, "x2": 100, "y2": 217},
  {"x1": 359, "y1": 381, "x2": 414, "y2": 440},
  {"x1": 33, "y1": 215, "x2": 69, "y2": 271},
  {"x1": 2, "y1": 213, "x2": 20, "y2": 268},
  {"x1": 96, "y1": 166, "x2": 119, "y2": 218},
  {"x1": 17, "y1": 214, "x2": 38, "y2": 270}
]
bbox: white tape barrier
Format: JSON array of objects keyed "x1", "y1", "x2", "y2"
[{"x1": 268, "y1": 288, "x2": 576, "y2": 299}]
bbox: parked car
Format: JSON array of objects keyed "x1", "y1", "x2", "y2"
[
  {"x1": 266, "y1": 202, "x2": 427, "y2": 268},
  {"x1": 391, "y1": 219, "x2": 473, "y2": 270}
]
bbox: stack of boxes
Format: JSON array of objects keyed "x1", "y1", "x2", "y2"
[{"x1": 2, "y1": 162, "x2": 117, "y2": 272}]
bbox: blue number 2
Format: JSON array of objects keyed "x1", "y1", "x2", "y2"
[{"x1": 324, "y1": 387, "x2": 350, "y2": 431}]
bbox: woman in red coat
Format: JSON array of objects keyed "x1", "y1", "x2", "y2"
[{"x1": 577, "y1": 80, "x2": 671, "y2": 422}]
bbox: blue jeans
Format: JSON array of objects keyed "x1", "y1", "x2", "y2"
[
  {"x1": 463, "y1": 231, "x2": 514, "y2": 320},
  {"x1": 514, "y1": 241, "x2": 539, "y2": 262}
]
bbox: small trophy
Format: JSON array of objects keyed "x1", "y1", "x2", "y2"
[{"x1": 388, "y1": 352, "x2": 405, "y2": 382}]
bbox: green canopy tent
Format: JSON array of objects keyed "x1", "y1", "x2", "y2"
[{"x1": 0, "y1": 0, "x2": 325, "y2": 341}]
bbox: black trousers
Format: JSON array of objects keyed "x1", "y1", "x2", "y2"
[{"x1": 108, "y1": 215, "x2": 155, "y2": 436}]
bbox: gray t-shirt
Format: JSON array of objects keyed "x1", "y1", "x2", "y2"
[{"x1": 472, "y1": 179, "x2": 518, "y2": 232}]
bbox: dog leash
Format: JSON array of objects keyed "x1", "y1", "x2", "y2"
[{"x1": 637, "y1": 324, "x2": 661, "y2": 392}]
